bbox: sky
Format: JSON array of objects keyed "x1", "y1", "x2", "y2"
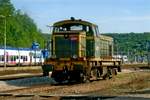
[{"x1": 11, "y1": 0, "x2": 150, "y2": 33}]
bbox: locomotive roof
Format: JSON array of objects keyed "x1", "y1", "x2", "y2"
[
  {"x1": 99, "y1": 35, "x2": 113, "y2": 41},
  {"x1": 53, "y1": 19, "x2": 97, "y2": 27}
]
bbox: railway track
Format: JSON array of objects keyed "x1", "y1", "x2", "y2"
[
  {"x1": 0, "y1": 69, "x2": 149, "y2": 100},
  {"x1": 0, "y1": 64, "x2": 150, "y2": 100},
  {"x1": 0, "y1": 63, "x2": 149, "y2": 81},
  {"x1": 0, "y1": 73, "x2": 42, "y2": 81},
  {"x1": 122, "y1": 63, "x2": 150, "y2": 68},
  {"x1": 0, "y1": 66, "x2": 42, "y2": 80},
  {"x1": 0, "y1": 63, "x2": 149, "y2": 80},
  {"x1": 0, "y1": 93, "x2": 150, "y2": 100}
]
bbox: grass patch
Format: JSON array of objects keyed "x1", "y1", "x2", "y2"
[{"x1": 111, "y1": 72, "x2": 150, "y2": 94}]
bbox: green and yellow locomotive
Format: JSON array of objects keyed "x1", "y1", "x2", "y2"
[{"x1": 42, "y1": 17, "x2": 121, "y2": 83}]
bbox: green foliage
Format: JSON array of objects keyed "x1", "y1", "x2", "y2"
[
  {"x1": 0, "y1": 0, "x2": 45, "y2": 48},
  {"x1": 0, "y1": 0, "x2": 15, "y2": 16},
  {"x1": 42, "y1": 33, "x2": 51, "y2": 40},
  {"x1": 104, "y1": 32, "x2": 150, "y2": 56}
]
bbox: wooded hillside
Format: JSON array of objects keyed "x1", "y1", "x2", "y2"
[
  {"x1": 0, "y1": 0, "x2": 45, "y2": 48},
  {"x1": 104, "y1": 32, "x2": 150, "y2": 56}
]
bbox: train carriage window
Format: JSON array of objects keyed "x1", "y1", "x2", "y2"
[
  {"x1": 23, "y1": 56, "x2": 24, "y2": 61},
  {"x1": 0, "y1": 56, "x2": 2, "y2": 61},
  {"x1": 16, "y1": 56, "x2": 19, "y2": 59},
  {"x1": 70, "y1": 25, "x2": 83, "y2": 31},
  {"x1": 86, "y1": 26, "x2": 90, "y2": 32},
  {"x1": 54, "y1": 24, "x2": 87, "y2": 32},
  {"x1": 7, "y1": 55, "x2": 9, "y2": 62},
  {"x1": 92, "y1": 26, "x2": 97, "y2": 36},
  {"x1": 96, "y1": 26, "x2": 100, "y2": 35},
  {"x1": 0, "y1": 56, "x2": 3, "y2": 61},
  {"x1": 25, "y1": 56, "x2": 27, "y2": 61},
  {"x1": 14, "y1": 56, "x2": 17, "y2": 61},
  {"x1": 11, "y1": 56, "x2": 13, "y2": 61},
  {"x1": 54, "y1": 26, "x2": 67, "y2": 32},
  {"x1": 23, "y1": 56, "x2": 27, "y2": 61},
  {"x1": 86, "y1": 26, "x2": 93, "y2": 36},
  {"x1": 2, "y1": 56, "x2": 4, "y2": 61},
  {"x1": 94, "y1": 26, "x2": 99, "y2": 36},
  {"x1": 23, "y1": 57, "x2": 24, "y2": 61}
]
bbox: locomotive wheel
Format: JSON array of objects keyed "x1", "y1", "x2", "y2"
[
  {"x1": 99, "y1": 67, "x2": 103, "y2": 76},
  {"x1": 90, "y1": 68, "x2": 100, "y2": 80},
  {"x1": 102, "y1": 67, "x2": 112, "y2": 80},
  {"x1": 43, "y1": 71, "x2": 49, "y2": 76},
  {"x1": 112, "y1": 68, "x2": 117, "y2": 75},
  {"x1": 103, "y1": 68, "x2": 118, "y2": 80},
  {"x1": 52, "y1": 71, "x2": 69, "y2": 83},
  {"x1": 81, "y1": 75, "x2": 90, "y2": 83},
  {"x1": 79, "y1": 72, "x2": 90, "y2": 83},
  {"x1": 118, "y1": 66, "x2": 122, "y2": 72}
]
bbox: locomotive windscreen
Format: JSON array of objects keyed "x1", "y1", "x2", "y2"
[{"x1": 53, "y1": 24, "x2": 91, "y2": 33}]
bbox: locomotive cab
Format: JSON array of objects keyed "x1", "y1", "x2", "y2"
[{"x1": 52, "y1": 23, "x2": 87, "y2": 59}]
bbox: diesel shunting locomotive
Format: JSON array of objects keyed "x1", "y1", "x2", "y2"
[{"x1": 42, "y1": 17, "x2": 122, "y2": 83}]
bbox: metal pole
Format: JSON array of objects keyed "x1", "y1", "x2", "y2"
[
  {"x1": 0, "y1": 15, "x2": 6, "y2": 68},
  {"x1": 147, "y1": 41, "x2": 150, "y2": 67},
  {"x1": 4, "y1": 16, "x2": 6, "y2": 69},
  {"x1": 0, "y1": 15, "x2": 11, "y2": 69},
  {"x1": 35, "y1": 49, "x2": 36, "y2": 66}
]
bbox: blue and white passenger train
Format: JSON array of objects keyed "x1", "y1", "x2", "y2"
[{"x1": 0, "y1": 47, "x2": 44, "y2": 66}]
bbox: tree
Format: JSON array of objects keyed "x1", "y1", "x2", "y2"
[
  {"x1": 0, "y1": 0, "x2": 45, "y2": 48},
  {"x1": 0, "y1": 0, "x2": 15, "y2": 46}
]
